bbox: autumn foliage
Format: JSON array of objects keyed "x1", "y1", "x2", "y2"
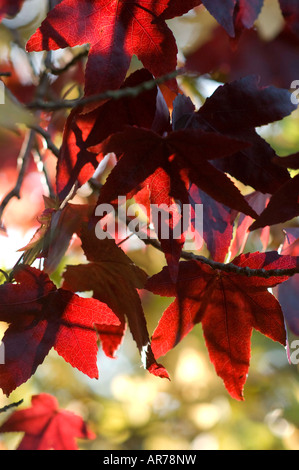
[{"x1": 0, "y1": 0, "x2": 299, "y2": 450}]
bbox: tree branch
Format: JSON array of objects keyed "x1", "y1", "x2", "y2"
[
  {"x1": 143, "y1": 237, "x2": 299, "y2": 278},
  {"x1": 26, "y1": 69, "x2": 183, "y2": 111}
]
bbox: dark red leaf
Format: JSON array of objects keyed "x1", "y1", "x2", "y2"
[
  {"x1": 201, "y1": 0, "x2": 263, "y2": 37},
  {"x1": 185, "y1": 26, "x2": 299, "y2": 89},
  {"x1": 192, "y1": 76, "x2": 295, "y2": 194},
  {"x1": 250, "y1": 174, "x2": 299, "y2": 230},
  {"x1": 197, "y1": 75, "x2": 296, "y2": 133},
  {"x1": 94, "y1": 126, "x2": 256, "y2": 218},
  {"x1": 273, "y1": 152, "x2": 299, "y2": 169}
]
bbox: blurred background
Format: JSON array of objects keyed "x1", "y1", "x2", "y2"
[{"x1": 0, "y1": 0, "x2": 299, "y2": 450}]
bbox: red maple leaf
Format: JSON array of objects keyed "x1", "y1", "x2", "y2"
[
  {"x1": 0, "y1": 0, "x2": 24, "y2": 22},
  {"x1": 146, "y1": 252, "x2": 298, "y2": 399},
  {"x1": 0, "y1": 394, "x2": 96, "y2": 450},
  {"x1": 25, "y1": 0, "x2": 198, "y2": 97},
  {"x1": 62, "y1": 225, "x2": 169, "y2": 378},
  {"x1": 0, "y1": 265, "x2": 120, "y2": 396}
]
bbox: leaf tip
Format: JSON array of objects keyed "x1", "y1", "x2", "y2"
[{"x1": 148, "y1": 363, "x2": 170, "y2": 380}]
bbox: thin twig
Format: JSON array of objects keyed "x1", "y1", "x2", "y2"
[
  {"x1": 29, "y1": 124, "x2": 60, "y2": 157},
  {"x1": 142, "y1": 237, "x2": 299, "y2": 278},
  {"x1": 0, "y1": 130, "x2": 36, "y2": 226},
  {"x1": 33, "y1": 144, "x2": 56, "y2": 199},
  {"x1": 0, "y1": 399, "x2": 23, "y2": 414},
  {"x1": 180, "y1": 251, "x2": 299, "y2": 278},
  {"x1": 48, "y1": 49, "x2": 89, "y2": 76}
]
